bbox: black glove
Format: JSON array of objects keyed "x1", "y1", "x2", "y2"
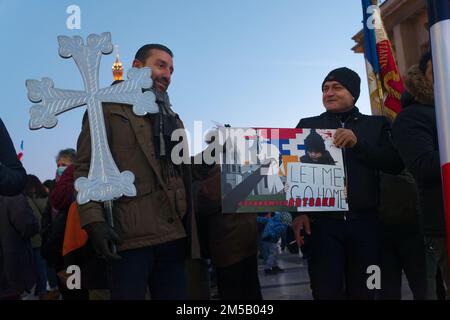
[{"x1": 84, "y1": 222, "x2": 122, "y2": 260}]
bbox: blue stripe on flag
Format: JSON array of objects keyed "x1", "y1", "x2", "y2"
[
  {"x1": 362, "y1": 0, "x2": 380, "y2": 73},
  {"x1": 266, "y1": 139, "x2": 305, "y2": 156}
]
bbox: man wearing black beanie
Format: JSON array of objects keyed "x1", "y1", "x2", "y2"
[{"x1": 292, "y1": 67, "x2": 404, "y2": 300}]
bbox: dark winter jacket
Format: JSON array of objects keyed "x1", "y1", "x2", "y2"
[
  {"x1": 42, "y1": 166, "x2": 75, "y2": 272},
  {"x1": 392, "y1": 64, "x2": 445, "y2": 236},
  {"x1": 296, "y1": 107, "x2": 404, "y2": 219},
  {"x1": 192, "y1": 161, "x2": 258, "y2": 268},
  {"x1": 0, "y1": 119, "x2": 26, "y2": 196},
  {"x1": 378, "y1": 170, "x2": 422, "y2": 232},
  {"x1": 0, "y1": 194, "x2": 39, "y2": 298},
  {"x1": 27, "y1": 195, "x2": 47, "y2": 248}
]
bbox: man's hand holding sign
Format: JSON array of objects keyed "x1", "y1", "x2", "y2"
[{"x1": 334, "y1": 128, "x2": 358, "y2": 149}]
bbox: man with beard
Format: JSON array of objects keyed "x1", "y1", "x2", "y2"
[{"x1": 75, "y1": 44, "x2": 199, "y2": 300}]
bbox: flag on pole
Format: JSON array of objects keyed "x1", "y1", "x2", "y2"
[
  {"x1": 361, "y1": 0, "x2": 382, "y2": 116},
  {"x1": 361, "y1": 0, "x2": 405, "y2": 121},
  {"x1": 427, "y1": 0, "x2": 450, "y2": 267},
  {"x1": 17, "y1": 140, "x2": 24, "y2": 161}
]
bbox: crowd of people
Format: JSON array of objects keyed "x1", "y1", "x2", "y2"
[{"x1": 0, "y1": 44, "x2": 448, "y2": 300}]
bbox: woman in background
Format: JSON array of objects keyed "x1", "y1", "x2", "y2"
[{"x1": 24, "y1": 174, "x2": 50, "y2": 299}]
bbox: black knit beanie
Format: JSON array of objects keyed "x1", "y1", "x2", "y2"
[{"x1": 322, "y1": 67, "x2": 361, "y2": 103}]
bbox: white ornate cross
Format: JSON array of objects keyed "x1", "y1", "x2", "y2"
[{"x1": 26, "y1": 32, "x2": 159, "y2": 205}]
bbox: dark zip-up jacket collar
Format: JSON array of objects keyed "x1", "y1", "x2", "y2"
[{"x1": 324, "y1": 106, "x2": 361, "y2": 123}]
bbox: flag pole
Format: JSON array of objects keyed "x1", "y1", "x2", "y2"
[
  {"x1": 375, "y1": 72, "x2": 386, "y2": 117},
  {"x1": 362, "y1": 0, "x2": 386, "y2": 117},
  {"x1": 372, "y1": 0, "x2": 386, "y2": 118},
  {"x1": 371, "y1": 1, "x2": 386, "y2": 117},
  {"x1": 427, "y1": 0, "x2": 450, "y2": 275}
]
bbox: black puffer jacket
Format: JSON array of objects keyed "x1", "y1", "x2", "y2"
[
  {"x1": 392, "y1": 64, "x2": 445, "y2": 236},
  {"x1": 297, "y1": 107, "x2": 404, "y2": 219}
]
